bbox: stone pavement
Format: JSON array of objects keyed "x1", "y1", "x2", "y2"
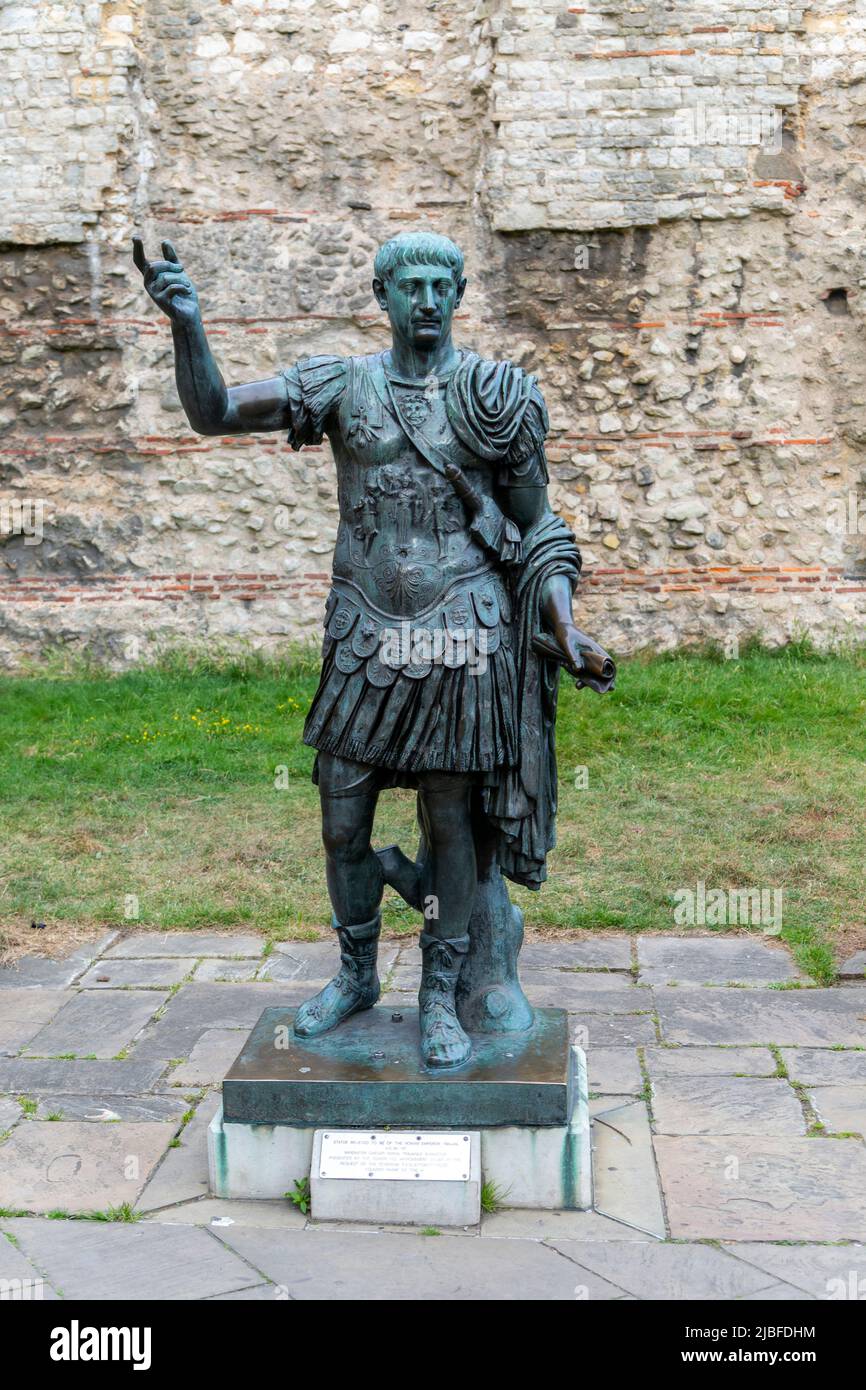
[{"x1": 1, "y1": 930, "x2": 865, "y2": 1300}]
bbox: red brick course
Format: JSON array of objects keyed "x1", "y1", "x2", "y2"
[{"x1": 1, "y1": 566, "x2": 864, "y2": 609}]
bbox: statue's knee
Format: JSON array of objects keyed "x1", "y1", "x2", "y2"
[{"x1": 321, "y1": 805, "x2": 370, "y2": 864}]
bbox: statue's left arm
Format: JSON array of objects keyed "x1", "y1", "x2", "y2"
[
  {"x1": 446, "y1": 358, "x2": 604, "y2": 682},
  {"x1": 496, "y1": 389, "x2": 594, "y2": 683}
]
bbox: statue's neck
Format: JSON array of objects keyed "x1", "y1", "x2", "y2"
[{"x1": 387, "y1": 334, "x2": 460, "y2": 380}]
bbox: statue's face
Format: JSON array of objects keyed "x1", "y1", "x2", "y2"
[{"x1": 372, "y1": 262, "x2": 466, "y2": 351}]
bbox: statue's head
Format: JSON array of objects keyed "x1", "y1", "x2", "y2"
[{"x1": 372, "y1": 232, "x2": 466, "y2": 352}]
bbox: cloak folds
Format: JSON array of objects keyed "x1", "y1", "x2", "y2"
[
  {"x1": 446, "y1": 353, "x2": 541, "y2": 462},
  {"x1": 482, "y1": 511, "x2": 583, "y2": 890}
]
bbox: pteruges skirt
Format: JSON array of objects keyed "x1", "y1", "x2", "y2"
[{"x1": 302, "y1": 571, "x2": 518, "y2": 780}]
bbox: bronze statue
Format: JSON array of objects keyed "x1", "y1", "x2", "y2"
[{"x1": 133, "y1": 231, "x2": 615, "y2": 1070}]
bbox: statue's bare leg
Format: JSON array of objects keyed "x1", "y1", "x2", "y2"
[
  {"x1": 415, "y1": 772, "x2": 475, "y2": 1067},
  {"x1": 294, "y1": 754, "x2": 384, "y2": 1038}
]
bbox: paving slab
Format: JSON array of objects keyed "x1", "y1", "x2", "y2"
[
  {"x1": 204, "y1": 1282, "x2": 281, "y2": 1300},
  {"x1": 839, "y1": 950, "x2": 866, "y2": 980},
  {"x1": 0, "y1": 1236, "x2": 60, "y2": 1299},
  {"x1": 392, "y1": 944, "x2": 421, "y2": 966},
  {"x1": 135, "y1": 1092, "x2": 222, "y2": 1212},
  {"x1": 146, "y1": 1197, "x2": 306, "y2": 1229},
  {"x1": 654, "y1": 985, "x2": 866, "y2": 1046},
  {"x1": 272, "y1": 940, "x2": 400, "y2": 982},
  {"x1": 0, "y1": 935, "x2": 117, "y2": 990},
  {"x1": 639, "y1": 937, "x2": 802, "y2": 986},
  {"x1": 521, "y1": 938, "x2": 632, "y2": 971},
  {"x1": 592, "y1": 1099, "x2": 666, "y2": 1237},
  {"x1": 526, "y1": 977, "x2": 650, "y2": 1012},
  {"x1": 480, "y1": 1208, "x2": 652, "y2": 1241},
  {"x1": 272, "y1": 941, "x2": 341, "y2": 970},
  {"x1": 1, "y1": 1216, "x2": 264, "y2": 1299},
  {"x1": 380, "y1": 990, "x2": 419, "y2": 1008},
  {"x1": 654, "y1": 1136, "x2": 866, "y2": 1240},
  {"x1": 0, "y1": 956, "x2": 88, "y2": 990},
  {"x1": 259, "y1": 960, "x2": 336, "y2": 986},
  {"x1": 570, "y1": 1014, "x2": 657, "y2": 1047},
  {"x1": 167, "y1": 1028, "x2": 247, "y2": 1086},
  {"x1": 386, "y1": 965, "x2": 421, "y2": 991},
  {"x1": 547, "y1": 1240, "x2": 773, "y2": 1300},
  {"x1": 304, "y1": 1218, "x2": 477, "y2": 1237},
  {"x1": 644, "y1": 1046, "x2": 777, "y2": 1078},
  {"x1": 0, "y1": 1096, "x2": 23, "y2": 1130},
  {"x1": 784, "y1": 1049, "x2": 866, "y2": 1085},
  {"x1": 398, "y1": 942, "x2": 634, "y2": 972},
  {"x1": 738, "y1": 1282, "x2": 815, "y2": 1300},
  {"x1": 106, "y1": 932, "x2": 265, "y2": 959},
  {"x1": 32, "y1": 1093, "x2": 190, "y2": 1123},
  {"x1": 723, "y1": 1241, "x2": 866, "y2": 1299},
  {"x1": 523, "y1": 970, "x2": 635, "y2": 993},
  {"x1": 0, "y1": 1121, "x2": 170, "y2": 1214},
  {"x1": 0, "y1": 989, "x2": 70, "y2": 1055},
  {"x1": 192, "y1": 960, "x2": 262, "y2": 983},
  {"x1": 78, "y1": 959, "x2": 191, "y2": 989},
  {"x1": 651, "y1": 1076, "x2": 805, "y2": 1136},
  {"x1": 24, "y1": 990, "x2": 167, "y2": 1060},
  {"x1": 132, "y1": 983, "x2": 311, "y2": 1066},
  {"x1": 586, "y1": 1047, "x2": 642, "y2": 1095},
  {"x1": 808, "y1": 1086, "x2": 866, "y2": 1136},
  {"x1": 0, "y1": 1057, "x2": 166, "y2": 1095},
  {"x1": 213, "y1": 1226, "x2": 627, "y2": 1300}
]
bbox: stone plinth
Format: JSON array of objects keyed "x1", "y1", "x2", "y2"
[{"x1": 208, "y1": 1009, "x2": 591, "y2": 1217}]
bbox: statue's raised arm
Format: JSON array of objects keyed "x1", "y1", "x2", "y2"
[{"x1": 132, "y1": 236, "x2": 288, "y2": 436}]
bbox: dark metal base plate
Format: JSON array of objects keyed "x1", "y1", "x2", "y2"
[{"x1": 222, "y1": 1006, "x2": 571, "y2": 1128}]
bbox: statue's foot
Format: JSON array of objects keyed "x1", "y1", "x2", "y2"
[
  {"x1": 293, "y1": 915, "x2": 380, "y2": 1038},
  {"x1": 418, "y1": 930, "x2": 472, "y2": 1069},
  {"x1": 419, "y1": 998, "x2": 472, "y2": 1068},
  {"x1": 293, "y1": 974, "x2": 379, "y2": 1038}
]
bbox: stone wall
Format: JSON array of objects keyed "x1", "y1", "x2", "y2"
[{"x1": 1, "y1": 0, "x2": 865, "y2": 668}]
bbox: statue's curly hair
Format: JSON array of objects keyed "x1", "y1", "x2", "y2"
[{"x1": 373, "y1": 231, "x2": 464, "y2": 283}]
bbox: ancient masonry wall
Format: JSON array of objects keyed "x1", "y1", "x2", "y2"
[{"x1": 1, "y1": 0, "x2": 865, "y2": 667}]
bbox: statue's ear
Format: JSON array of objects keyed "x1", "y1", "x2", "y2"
[
  {"x1": 372, "y1": 277, "x2": 388, "y2": 311},
  {"x1": 454, "y1": 276, "x2": 467, "y2": 307}
]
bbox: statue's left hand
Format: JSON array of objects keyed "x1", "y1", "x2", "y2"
[
  {"x1": 538, "y1": 622, "x2": 616, "y2": 691},
  {"x1": 549, "y1": 622, "x2": 587, "y2": 681}
]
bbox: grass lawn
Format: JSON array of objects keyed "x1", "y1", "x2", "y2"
[{"x1": 1, "y1": 643, "x2": 864, "y2": 984}]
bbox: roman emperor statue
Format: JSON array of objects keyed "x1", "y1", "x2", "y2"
[{"x1": 134, "y1": 230, "x2": 614, "y2": 1070}]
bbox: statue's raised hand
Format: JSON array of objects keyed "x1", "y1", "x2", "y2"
[{"x1": 133, "y1": 237, "x2": 200, "y2": 325}]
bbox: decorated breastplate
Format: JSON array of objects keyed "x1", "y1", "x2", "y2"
[{"x1": 331, "y1": 356, "x2": 493, "y2": 614}]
